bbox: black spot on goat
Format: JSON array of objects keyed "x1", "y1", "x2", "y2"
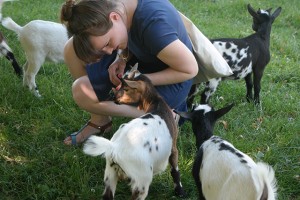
[
  {"x1": 175, "y1": 103, "x2": 277, "y2": 199},
  {"x1": 83, "y1": 66, "x2": 185, "y2": 199},
  {"x1": 188, "y1": 4, "x2": 282, "y2": 107}
]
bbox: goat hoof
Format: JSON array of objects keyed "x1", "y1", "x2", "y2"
[
  {"x1": 33, "y1": 88, "x2": 42, "y2": 98},
  {"x1": 246, "y1": 96, "x2": 253, "y2": 103},
  {"x1": 34, "y1": 91, "x2": 42, "y2": 98},
  {"x1": 174, "y1": 187, "x2": 186, "y2": 198}
]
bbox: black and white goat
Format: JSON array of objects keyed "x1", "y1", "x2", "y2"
[
  {"x1": 188, "y1": 4, "x2": 282, "y2": 107},
  {"x1": 1, "y1": 16, "x2": 68, "y2": 97},
  {"x1": 176, "y1": 104, "x2": 277, "y2": 200},
  {"x1": 0, "y1": 30, "x2": 22, "y2": 76},
  {"x1": 83, "y1": 68, "x2": 185, "y2": 199},
  {"x1": 0, "y1": 0, "x2": 22, "y2": 76}
]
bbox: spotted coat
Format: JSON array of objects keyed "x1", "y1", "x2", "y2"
[
  {"x1": 176, "y1": 103, "x2": 277, "y2": 200},
  {"x1": 188, "y1": 4, "x2": 282, "y2": 106},
  {"x1": 83, "y1": 70, "x2": 185, "y2": 200}
]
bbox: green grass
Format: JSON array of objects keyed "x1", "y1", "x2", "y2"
[{"x1": 0, "y1": 0, "x2": 299, "y2": 199}]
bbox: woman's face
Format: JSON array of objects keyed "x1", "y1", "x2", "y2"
[{"x1": 89, "y1": 12, "x2": 128, "y2": 55}]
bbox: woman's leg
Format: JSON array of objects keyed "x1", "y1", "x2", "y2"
[
  {"x1": 64, "y1": 75, "x2": 144, "y2": 145},
  {"x1": 64, "y1": 50, "x2": 144, "y2": 145}
]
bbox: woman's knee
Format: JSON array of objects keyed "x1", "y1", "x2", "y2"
[{"x1": 72, "y1": 77, "x2": 98, "y2": 109}]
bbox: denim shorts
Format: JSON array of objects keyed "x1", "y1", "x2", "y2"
[{"x1": 86, "y1": 51, "x2": 193, "y2": 112}]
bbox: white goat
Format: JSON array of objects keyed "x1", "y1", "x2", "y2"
[
  {"x1": 187, "y1": 4, "x2": 282, "y2": 107},
  {"x1": 1, "y1": 17, "x2": 68, "y2": 97},
  {"x1": 83, "y1": 68, "x2": 185, "y2": 200},
  {"x1": 176, "y1": 104, "x2": 277, "y2": 200}
]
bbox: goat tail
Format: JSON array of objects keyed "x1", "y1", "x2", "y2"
[
  {"x1": 2, "y1": 17, "x2": 22, "y2": 34},
  {"x1": 83, "y1": 135, "x2": 113, "y2": 158},
  {"x1": 256, "y1": 162, "x2": 277, "y2": 200}
]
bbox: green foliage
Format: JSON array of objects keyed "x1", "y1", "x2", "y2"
[{"x1": 0, "y1": 0, "x2": 299, "y2": 199}]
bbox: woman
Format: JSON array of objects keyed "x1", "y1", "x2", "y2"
[{"x1": 61, "y1": 0, "x2": 198, "y2": 145}]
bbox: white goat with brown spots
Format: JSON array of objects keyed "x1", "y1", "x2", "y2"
[{"x1": 83, "y1": 68, "x2": 185, "y2": 200}]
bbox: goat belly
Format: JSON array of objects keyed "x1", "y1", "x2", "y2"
[
  {"x1": 110, "y1": 115, "x2": 173, "y2": 175},
  {"x1": 212, "y1": 40, "x2": 253, "y2": 79},
  {"x1": 199, "y1": 139, "x2": 259, "y2": 200}
]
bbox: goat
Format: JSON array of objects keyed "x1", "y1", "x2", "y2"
[
  {"x1": 175, "y1": 103, "x2": 277, "y2": 200},
  {"x1": 83, "y1": 67, "x2": 185, "y2": 199},
  {"x1": 0, "y1": 30, "x2": 22, "y2": 76},
  {"x1": 1, "y1": 17, "x2": 69, "y2": 97},
  {"x1": 0, "y1": 0, "x2": 22, "y2": 76},
  {"x1": 188, "y1": 4, "x2": 282, "y2": 107}
]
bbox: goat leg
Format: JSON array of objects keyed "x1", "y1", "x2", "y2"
[
  {"x1": 192, "y1": 148, "x2": 206, "y2": 200},
  {"x1": 102, "y1": 161, "x2": 118, "y2": 200},
  {"x1": 253, "y1": 70, "x2": 263, "y2": 105},
  {"x1": 200, "y1": 78, "x2": 220, "y2": 104},
  {"x1": 103, "y1": 186, "x2": 114, "y2": 200},
  {"x1": 200, "y1": 82, "x2": 211, "y2": 104},
  {"x1": 5, "y1": 51, "x2": 22, "y2": 77},
  {"x1": 187, "y1": 84, "x2": 198, "y2": 109},
  {"x1": 245, "y1": 73, "x2": 253, "y2": 102},
  {"x1": 169, "y1": 141, "x2": 185, "y2": 197}
]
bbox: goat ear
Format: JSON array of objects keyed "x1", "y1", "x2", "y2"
[
  {"x1": 271, "y1": 7, "x2": 282, "y2": 19},
  {"x1": 247, "y1": 4, "x2": 258, "y2": 18},
  {"x1": 266, "y1": 8, "x2": 272, "y2": 13},
  {"x1": 132, "y1": 63, "x2": 139, "y2": 71},
  {"x1": 127, "y1": 63, "x2": 141, "y2": 79},
  {"x1": 127, "y1": 70, "x2": 136, "y2": 79},
  {"x1": 128, "y1": 70, "x2": 141, "y2": 79},
  {"x1": 174, "y1": 110, "x2": 193, "y2": 121},
  {"x1": 124, "y1": 79, "x2": 140, "y2": 89},
  {"x1": 212, "y1": 103, "x2": 234, "y2": 121}
]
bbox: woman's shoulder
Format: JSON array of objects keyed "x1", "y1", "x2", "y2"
[{"x1": 134, "y1": 0, "x2": 178, "y2": 23}]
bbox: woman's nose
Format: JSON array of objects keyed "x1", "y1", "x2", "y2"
[{"x1": 103, "y1": 47, "x2": 114, "y2": 55}]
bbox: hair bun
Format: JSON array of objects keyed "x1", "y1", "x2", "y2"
[{"x1": 61, "y1": 0, "x2": 75, "y2": 22}]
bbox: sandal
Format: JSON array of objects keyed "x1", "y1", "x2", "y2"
[{"x1": 64, "y1": 121, "x2": 113, "y2": 146}]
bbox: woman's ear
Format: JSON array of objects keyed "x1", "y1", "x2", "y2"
[{"x1": 109, "y1": 12, "x2": 121, "y2": 21}]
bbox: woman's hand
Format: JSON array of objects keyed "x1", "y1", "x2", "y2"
[{"x1": 108, "y1": 58, "x2": 126, "y2": 86}]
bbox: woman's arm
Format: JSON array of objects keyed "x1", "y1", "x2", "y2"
[
  {"x1": 64, "y1": 37, "x2": 87, "y2": 79},
  {"x1": 146, "y1": 39, "x2": 198, "y2": 86}
]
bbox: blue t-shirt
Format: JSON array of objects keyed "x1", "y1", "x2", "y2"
[{"x1": 129, "y1": 0, "x2": 192, "y2": 73}]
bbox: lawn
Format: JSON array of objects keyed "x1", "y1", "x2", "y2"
[{"x1": 0, "y1": 0, "x2": 299, "y2": 199}]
